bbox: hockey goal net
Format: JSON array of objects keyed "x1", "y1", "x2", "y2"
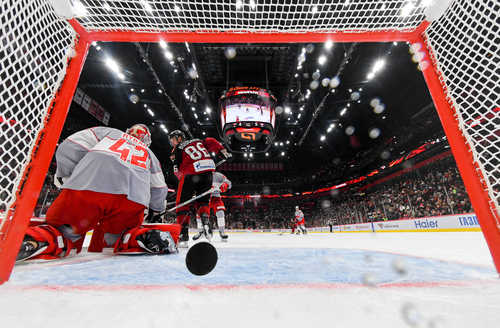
[{"x1": 1, "y1": 0, "x2": 499, "y2": 283}]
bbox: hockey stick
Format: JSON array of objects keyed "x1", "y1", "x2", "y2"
[
  {"x1": 155, "y1": 186, "x2": 219, "y2": 216},
  {"x1": 155, "y1": 158, "x2": 228, "y2": 217},
  {"x1": 278, "y1": 229, "x2": 288, "y2": 235}
]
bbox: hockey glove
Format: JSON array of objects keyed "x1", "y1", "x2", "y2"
[
  {"x1": 220, "y1": 182, "x2": 229, "y2": 193},
  {"x1": 54, "y1": 176, "x2": 68, "y2": 189},
  {"x1": 219, "y1": 149, "x2": 234, "y2": 162}
]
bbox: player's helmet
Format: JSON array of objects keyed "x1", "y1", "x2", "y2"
[
  {"x1": 169, "y1": 130, "x2": 186, "y2": 146},
  {"x1": 295, "y1": 206, "x2": 299, "y2": 210},
  {"x1": 126, "y1": 124, "x2": 152, "y2": 146}
]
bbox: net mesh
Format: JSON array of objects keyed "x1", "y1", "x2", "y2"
[
  {"x1": 71, "y1": 0, "x2": 428, "y2": 34},
  {"x1": 424, "y1": 0, "x2": 500, "y2": 220},
  {"x1": 0, "y1": 0, "x2": 74, "y2": 229}
]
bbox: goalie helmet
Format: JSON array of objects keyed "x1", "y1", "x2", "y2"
[
  {"x1": 126, "y1": 124, "x2": 152, "y2": 146},
  {"x1": 169, "y1": 130, "x2": 186, "y2": 146}
]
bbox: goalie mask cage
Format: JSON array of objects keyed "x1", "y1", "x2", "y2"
[{"x1": 0, "y1": 0, "x2": 499, "y2": 283}]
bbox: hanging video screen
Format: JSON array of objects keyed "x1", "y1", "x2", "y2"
[{"x1": 220, "y1": 87, "x2": 276, "y2": 129}]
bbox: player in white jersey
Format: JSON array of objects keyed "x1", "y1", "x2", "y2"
[
  {"x1": 295, "y1": 206, "x2": 307, "y2": 235},
  {"x1": 16, "y1": 124, "x2": 177, "y2": 262},
  {"x1": 193, "y1": 172, "x2": 231, "y2": 242}
]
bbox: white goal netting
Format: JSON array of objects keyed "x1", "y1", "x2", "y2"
[
  {"x1": 0, "y1": 0, "x2": 499, "y2": 276},
  {"x1": 1, "y1": 0, "x2": 75, "y2": 230},
  {"x1": 424, "y1": 0, "x2": 500, "y2": 221},
  {"x1": 70, "y1": 0, "x2": 429, "y2": 33}
]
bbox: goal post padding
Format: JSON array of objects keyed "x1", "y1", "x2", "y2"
[{"x1": 1, "y1": 0, "x2": 499, "y2": 284}]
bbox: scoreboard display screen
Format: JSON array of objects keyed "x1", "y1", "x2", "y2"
[
  {"x1": 219, "y1": 87, "x2": 278, "y2": 153},
  {"x1": 220, "y1": 87, "x2": 277, "y2": 129}
]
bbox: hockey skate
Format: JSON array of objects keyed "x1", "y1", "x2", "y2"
[
  {"x1": 200, "y1": 213, "x2": 213, "y2": 242},
  {"x1": 192, "y1": 230, "x2": 205, "y2": 241},
  {"x1": 16, "y1": 237, "x2": 48, "y2": 263},
  {"x1": 219, "y1": 230, "x2": 228, "y2": 242},
  {"x1": 178, "y1": 226, "x2": 189, "y2": 248}
]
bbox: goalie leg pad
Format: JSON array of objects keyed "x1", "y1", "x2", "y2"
[
  {"x1": 19, "y1": 225, "x2": 74, "y2": 261},
  {"x1": 115, "y1": 225, "x2": 180, "y2": 254}
]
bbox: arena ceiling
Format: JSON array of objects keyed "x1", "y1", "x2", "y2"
[{"x1": 72, "y1": 40, "x2": 437, "y2": 177}]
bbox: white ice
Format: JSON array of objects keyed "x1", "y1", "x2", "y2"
[{"x1": 1, "y1": 231, "x2": 500, "y2": 328}]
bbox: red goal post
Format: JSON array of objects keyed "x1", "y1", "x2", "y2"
[{"x1": 1, "y1": 0, "x2": 499, "y2": 283}]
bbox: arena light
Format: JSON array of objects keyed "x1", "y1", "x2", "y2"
[
  {"x1": 73, "y1": 1, "x2": 87, "y2": 16},
  {"x1": 140, "y1": 1, "x2": 154, "y2": 13},
  {"x1": 165, "y1": 51, "x2": 173, "y2": 59},
  {"x1": 373, "y1": 60, "x2": 385, "y2": 73},
  {"x1": 401, "y1": 3, "x2": 414, "y2": 16},
  {"x1": 341, "y1": 108, "x2": 347, "y2": 116},
  {"x1": 117, "y1": 72, "x2": 125, "y2": 79},
  {"x1": 319, "y1": 56, "x2": 327, "y2": 65},
  {"x1": 321, "y1": 135, "x2": 326, "y2": 141},
  {"x1": 206, "y1": 107, "x2": 211, "y2": 113},
  {"x1": 159, "y1": 41, "x2": 167, "y2": 49},
  {"x1": 325, "y1": 41, "x2": 333, "y2": 49},
  {"x1": 106, "y1": 59, "x2": 119, "y2": 72}
]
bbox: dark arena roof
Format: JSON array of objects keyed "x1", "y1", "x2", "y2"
[{"x1": 65, "y1": 40, "x2": 447, "y2": 195}]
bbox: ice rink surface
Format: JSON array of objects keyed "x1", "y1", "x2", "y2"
[{"x1": 2, "y1": 231, "x2": 500, "y2": 328}]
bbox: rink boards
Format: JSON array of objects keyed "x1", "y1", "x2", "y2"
[{"x1": 226, "y1": 213, "x2": 481, "y2": 234}]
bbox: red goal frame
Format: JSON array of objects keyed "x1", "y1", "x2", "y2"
[{"x1": 1, "y1": 2, "x2": 499, "y2": 284}]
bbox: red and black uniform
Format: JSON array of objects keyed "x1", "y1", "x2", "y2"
[{"x1": 171, "y1": 138, "x2": 224, "y2": 227}]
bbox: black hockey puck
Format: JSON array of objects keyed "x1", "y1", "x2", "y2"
[{"x1": 185, "y1": 242, "x2": 218, "y2": 276}]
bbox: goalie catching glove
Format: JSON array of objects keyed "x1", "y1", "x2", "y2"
[{"x1": 219, "y1": 149, "x2": 234, "y2": 162}]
